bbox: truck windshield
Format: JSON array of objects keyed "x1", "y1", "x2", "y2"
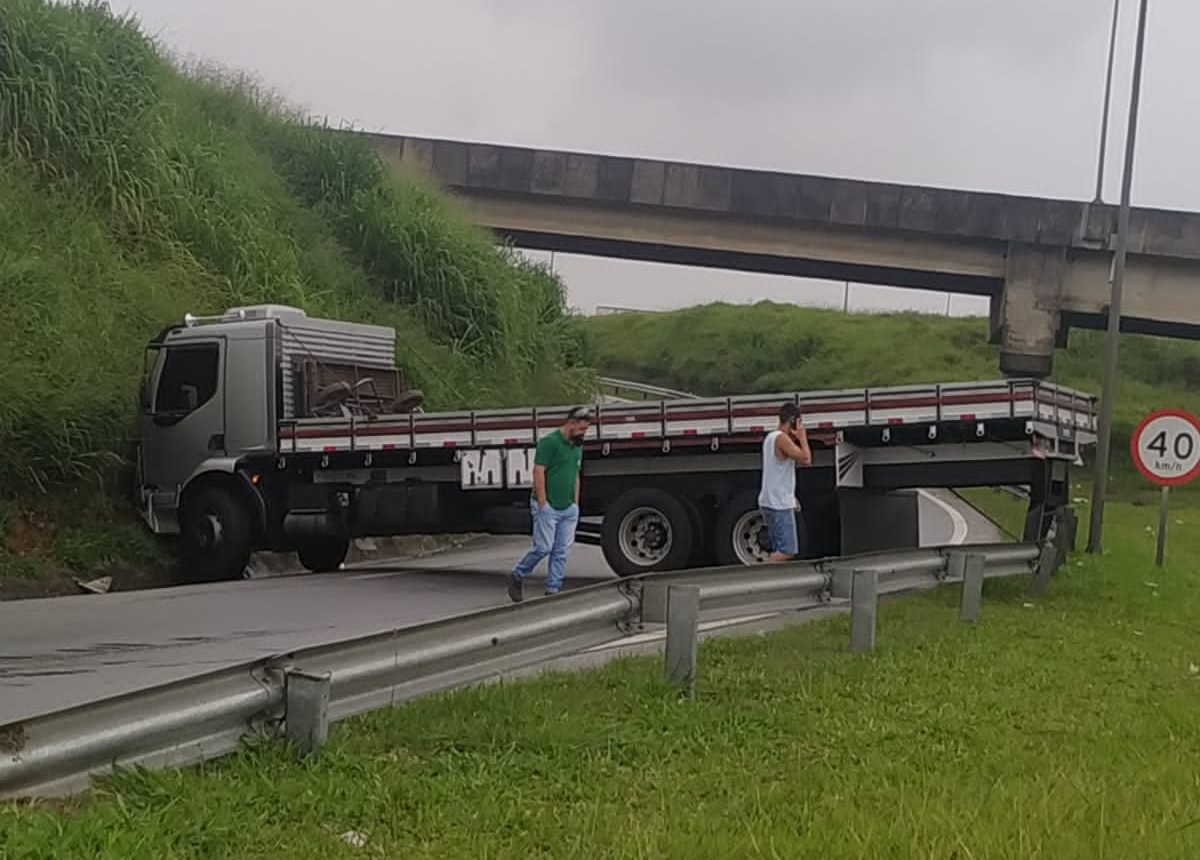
[{"x1": 153, "y1": 344, "x2": 220, "y2": 416}]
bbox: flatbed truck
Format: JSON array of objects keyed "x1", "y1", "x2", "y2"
[{"x1": 135, "y1": 305, "x2": 1097, "y2": 581}]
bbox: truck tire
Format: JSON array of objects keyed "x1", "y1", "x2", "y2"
[
  {"x1": 179, "y1": 483, "x2": 254, "y2": 582},
  {"x1": 713, "y1": 492, "x2": 771, "y2": 567},
  {"x1": 601, "y1": 488, "x2": 695, "y2": 577},
  {"x1": 683, "y1": 497, "x2": 716, "y2": 568},
  {"x1": 297, "y1": 538, "x2": 350, "y2": 573}
]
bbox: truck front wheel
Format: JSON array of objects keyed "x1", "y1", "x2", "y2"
[
  {"x1": 179, "y1": 484, "x2": 254, "y2": 582},
  {"x1": 601, "y1": 489, "x2": 695, "y2": 577},
  {"x1": 297, "y1": 538, "x2": 350, "y2": 573}
]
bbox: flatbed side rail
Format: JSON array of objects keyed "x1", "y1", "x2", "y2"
[
  {"x1": 276, "y1": 379, "x2": 1098, "y2": 455},
  {"x1": 596, "y1": 377, "x2": 700, "y2": 401}
]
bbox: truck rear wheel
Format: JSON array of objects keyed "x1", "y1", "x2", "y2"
[
  {"x1": 601, "y1": 489, "x2": 695, "y2": 577},
  {"x1": 179, "y1": 484, "x2": 254, "y2": 582},
  {"x1": 297, "y1": 538, "x2": 350, "y2": 573},
  {"x1": 714, "y1": 492, "x2": 771, "y2": 567},
  {"x1": 683, "y1": 497, "x2": 716, "y2": 568}
]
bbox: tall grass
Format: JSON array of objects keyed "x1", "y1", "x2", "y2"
[
  {"x1": 0, "y1": 0, "x2": 592, "y2": 578},
  {"x1": 219, "y1": 87, "x2": 582, "y2": 375},
  {"x1": 0, "y1": 0, "x2": 163, "y2": 229}
]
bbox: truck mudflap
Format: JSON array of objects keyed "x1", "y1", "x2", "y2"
[
  {"x1": 142, "y1": 459, "x2": 269, "y2": 539},
  {"x1": 139, "y1": 489, "x2": 180, "y2": 535}
]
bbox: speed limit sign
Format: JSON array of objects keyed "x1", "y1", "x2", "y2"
[
  {"x1": 1131, "y1": 409, "x2": 1200, "y2": 486},
  {"x1": 1132, "y1": 409, "x2": 1200, "y2": 568}
]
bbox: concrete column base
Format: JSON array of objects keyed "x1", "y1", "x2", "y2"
[
  {"x1": 995, "y1": 244, "x2": 1066, "y2": 378},
  {"x1": 999, "y1": 349, "x2": 1053, "y2": 378}
]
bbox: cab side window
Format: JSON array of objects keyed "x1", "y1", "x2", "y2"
[{"x1": 155, "y1": 344, "x2": 220, "y2": 415}]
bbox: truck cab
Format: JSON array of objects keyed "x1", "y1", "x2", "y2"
[
  {"x1": 137, "y1": 305, "x2": 406, "y2": 579},
  {"x1": 137, "y1": 306, "x2": 277, "y2": 536}
]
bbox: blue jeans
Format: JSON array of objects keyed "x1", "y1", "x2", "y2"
[
  {"x1": 761, "y1": 507, "x2": 800, "y2": 556},
  {"x1": 512, "y1": 500, "x2": 579, "y2": 593}
]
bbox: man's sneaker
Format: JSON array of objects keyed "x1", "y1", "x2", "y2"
[
  {"x1": 507, "y1": 574, "x2": 524, "y2": 603},
  {"x1": 544, "y1": 590, "x2": 559, "y2": 598}
]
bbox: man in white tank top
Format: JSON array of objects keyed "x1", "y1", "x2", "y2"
[{"x1": 758, "y1": 402, "x2": 812, "y2": 561}]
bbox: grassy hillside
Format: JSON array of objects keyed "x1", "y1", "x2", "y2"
[
  {"x1": 0, "y1": 0, "x2": 591, "y2": 588},
  {"x1": 584, "y1": 302, "x2": 1200, "y2": 498}
]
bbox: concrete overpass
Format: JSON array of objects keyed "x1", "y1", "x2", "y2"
[{"x1": 365, "y1": 132, "x2": 1200, "y2": 376}]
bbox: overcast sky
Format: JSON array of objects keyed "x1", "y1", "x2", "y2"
[{"x1": 122, "y1": 0, "x2": 1200, "y2": 317}]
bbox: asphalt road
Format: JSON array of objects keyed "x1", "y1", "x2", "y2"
[{"x1": 0, "y1": 489, "x2": 1002, "y2": 724}]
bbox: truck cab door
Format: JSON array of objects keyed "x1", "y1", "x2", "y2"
[{"x1": 137, "y1": 339, "x2": 226, "y2": 533}]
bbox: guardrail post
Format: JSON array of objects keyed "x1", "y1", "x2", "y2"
[
  {"x1": 829, "y1": 566, "x2": 852, "y2": 599},
  {"x1": 285, "y1": 669, "x2": 331, "y2": 756},
  {"x1": 1031, "y1": 542, "x2": 1058, "y2": 596},
  {"x1": 665, "y1": 585, "x2": 701, "y2": 696},
  {"x1": 849, "y1": 569, "x2": 878, "y2": 653},
  {"x1": 945, "y1": 551, "x2": 966, "y2": 583},
  {"x1": 640, "y1": 583, "x2": 669, "y2": 625},
  {"x1": 959, "y1": 553, "x2": 986, "y2": 623},
  {"x1": 1052, "y1": 508, "x2": 1077, "y2": 571},
  {"x1": 1060, "y1": 507, "x2": 1079, "y2": 555}
]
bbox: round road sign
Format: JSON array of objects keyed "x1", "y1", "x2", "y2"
[{"x1": 1131, "y1": 409, "x2": 1200, "y2": 486}]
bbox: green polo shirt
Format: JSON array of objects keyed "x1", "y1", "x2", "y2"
[{"x1": 534, "y1": 429, "x2": 582, "y2": 510}]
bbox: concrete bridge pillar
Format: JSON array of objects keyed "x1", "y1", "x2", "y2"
[{"x1": 991, "y1": 244, "x2": 1066, "y2": 378}]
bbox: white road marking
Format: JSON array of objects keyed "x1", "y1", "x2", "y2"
[{"x1": 918, "y1": 489, "x2": 969, "y2": 545}]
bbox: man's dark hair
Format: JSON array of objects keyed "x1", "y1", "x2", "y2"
[
  {"x1": 778, "y1": 402, "x2": 800, "y2": 425},
  {"x1": 567, "y1": 405, "x2": 594, "y2": 422}
]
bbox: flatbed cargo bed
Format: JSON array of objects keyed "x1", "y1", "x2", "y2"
[{"x1": 277, "y1": 378, "x2": 1096, "y2": 456}]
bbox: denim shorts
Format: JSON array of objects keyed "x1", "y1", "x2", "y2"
[{"x1": 760, "y1": 507, "x2": 799, "y2": 556}]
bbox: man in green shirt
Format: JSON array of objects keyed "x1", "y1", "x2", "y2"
[{"x1": 508, "y1": 406, "x2": 593, "y2": 602}]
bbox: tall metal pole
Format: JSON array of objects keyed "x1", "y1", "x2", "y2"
[
  {"x1": 1087, "y1": 0, "x2": 1150, "y2": 554},
  {"x1": 1094, "y1": 0, "x2": 1122, "y2": 202}
]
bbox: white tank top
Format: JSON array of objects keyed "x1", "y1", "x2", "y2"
[{"x1": 758, "y1": 430, "x2": 797, "y2": 510}]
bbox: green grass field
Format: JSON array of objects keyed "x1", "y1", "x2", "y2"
[
  {"x1": 958, "y1": 487, "x2": 1030, "y2": 538},
  {"x1": 5, "y1": 498, "x2": 1198, "y2": 859}
]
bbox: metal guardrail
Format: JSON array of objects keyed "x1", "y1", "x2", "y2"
[
  {"x1": 0, "y1": 542, "x2": 1043, "y2": 799},
  {"x1": 1000, "y1": 485, "x2": 1032, "y2": 501},
  {"x1": 596, "y1": 376, "x2": 700, "y2": 402},
  {"x1": 594, "y1": 305, "x2": 657, "y2": 316}
]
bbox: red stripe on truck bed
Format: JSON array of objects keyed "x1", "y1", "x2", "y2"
[{"x1": 276, "y1": 388, "x2": 1044, "y2": 442}]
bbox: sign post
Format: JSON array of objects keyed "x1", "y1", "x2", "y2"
[
  {"x1": 1156, "y1": 485, "x2": 1169, "y2": 567},
  {"x1": 1130, "y1": 409, "x2": 1200, "y2": 567}
]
